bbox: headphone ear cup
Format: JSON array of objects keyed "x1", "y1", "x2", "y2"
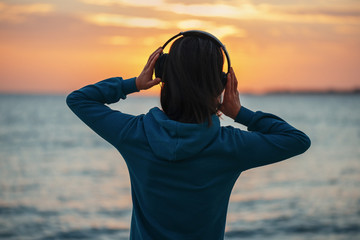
[
  {"x1": 221, "y1": 72, "x2": 227, "y2": 87},
  {"x1": 155, "y1": 53, "x2": 168, "y2": 80}
]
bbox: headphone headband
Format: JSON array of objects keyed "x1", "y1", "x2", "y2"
[{"x1": 161, "y1": 30, "x2": 231, "y2": 73}]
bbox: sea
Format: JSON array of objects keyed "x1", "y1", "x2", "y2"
[{"x1": 0, "y1": 93, "x2": 359, "y2": 240}]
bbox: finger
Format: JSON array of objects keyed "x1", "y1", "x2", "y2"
[
  {"x1": 222, "y1": 75, "x2": 229, "y2": 101},
  {"x1": 229, "y1": 68, "x2": 234, "y2": 93},
  {"x1": 146, "y1": 47, "x2": 162, "y2": 66},
  {"x1": 153, "y1": 77, "x2": 162, "y2": 85},
  {"x1": 226, "y1": 71, "x2": 232, "y2": 92},
  {"x1": 150, "y1": 47, "x2": 163, "y2": 60},
  {"x1": 146, "y1": 48, "x2": 163, "y2": 70},
  {"x1": 231, "y1": 68, "x2": 238, "y2": 93},
  {"x1": 146, "y1": 77, "x2": 161, "y2": 88},
  {"x1": 148, "y1": 51, "x2": 161, "y2": 70}
]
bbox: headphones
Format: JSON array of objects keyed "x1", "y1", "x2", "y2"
[{"x1": 154, "y1": 30, "x2": 231, "y2": 86}]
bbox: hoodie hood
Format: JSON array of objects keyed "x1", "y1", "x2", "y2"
[{"x1": 143, "y1": 107, "x2": 220, "y2": 161}]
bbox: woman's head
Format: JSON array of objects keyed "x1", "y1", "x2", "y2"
[{"x1": 160, "y1": 35, "x2": 225, "y2": 125}]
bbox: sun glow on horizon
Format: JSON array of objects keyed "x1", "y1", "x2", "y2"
[{"x1": 0, "y1": 0, "x2": 359, "y2": 94}]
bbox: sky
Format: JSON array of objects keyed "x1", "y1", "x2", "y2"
[{"x1": 0, "y1": 0, "x2": 359, "y2": 95}]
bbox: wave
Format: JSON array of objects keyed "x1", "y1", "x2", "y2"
[{"x1": 225, "y1": 223, "x2": 360, "y2": 238}]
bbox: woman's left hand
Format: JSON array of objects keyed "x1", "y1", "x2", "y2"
[
  {"x1": 219, "y1": 67, "x2": 241, "y2": 120},
  {"x1": 136, "y1": 47, "x2": 163, "y2": 91}
]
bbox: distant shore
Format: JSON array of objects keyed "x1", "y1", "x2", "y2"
[
  {"x1": 1, "y1": 88, "x2": 360, "y2": 96},
  {"x1": 242, "y1": 88, "x2": 360, "y2": 96}
]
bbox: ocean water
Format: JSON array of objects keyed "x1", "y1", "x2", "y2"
[{"x1": 0, "y1": 93, "x2": 359, "y2": 240}]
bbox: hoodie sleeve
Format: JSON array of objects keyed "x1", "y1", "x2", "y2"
[
  {"x1": 66, "y1": 77, "x2": 139, "y2": 146},
  {"x1": 233, "y1": 106, "x2": 311, "y2": 171}
]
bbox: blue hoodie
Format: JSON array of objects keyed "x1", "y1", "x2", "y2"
[{"x1": 66, "y1": 77, "x2": 310, "y2": 240}]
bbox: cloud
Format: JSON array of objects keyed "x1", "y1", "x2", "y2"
[
  {"x1": 258, "y1": 4, "x2": 360, "y2": 24},
  {"x1": 83, "y1": 13, "x2": 171, "y2": 28},
  {"x1": 84, "y1": 13, "x2": 247, "y2": 40},
  {"x1": 159, "y1": 3, "x2": 259, "y2": 18},
  {"x1": 166, "y1": 3, "x2": 360, "y2": 24},
  {"x1": 177, "y1": 19, "x2": 246, "y2": 38},
  {"x1": 79, "y1": 0, "x2": 260, "y2": 18},
  {"x1": 164, "y1": 0, "x2": 220, "y2": 5},
  {"x1": 79, "y1": 0, "x2": 360, "y2": 25},
  {"x1": 100, "y1": 35, "x2": 131, "y2": 45},
  {"x1": 273, "y1": 6, "x2": 360, "y2": 17},
  {"x1": 79, "y1": 0, "x2": 360, "y2": 43},
  {"x1": 0, "y1": 2, "x2": 54, "y2": 23},
  {"x1": 80, "y1": 0, "x2": 163, "y2": 7}
]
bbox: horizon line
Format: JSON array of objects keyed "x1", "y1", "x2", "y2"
[{"x1": 1, "y1": 87, "x2": 360, "y2": 97}]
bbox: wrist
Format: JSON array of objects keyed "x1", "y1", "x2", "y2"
[
  {"x1": 135, "y1": 77, "x2": 141, "y2": 91},
  {"x1": 231, "y1": 106, "x2": 241, "y2": 120}
]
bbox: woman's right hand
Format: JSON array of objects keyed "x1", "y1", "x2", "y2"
[
  {"x1": 136, "y1": 47, "x2": 163, "y2": 91},
  {"x1": 219, "y1": 67, "x2": 241, "y2": 120}
]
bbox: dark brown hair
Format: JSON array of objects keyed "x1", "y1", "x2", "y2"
[{"x1": 160, "y1": 35, "x2": 224, "y2": 125}]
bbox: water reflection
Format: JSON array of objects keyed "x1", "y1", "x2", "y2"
[{"x1": 0, "y1": 94, "x2": 359, "y2": 239}]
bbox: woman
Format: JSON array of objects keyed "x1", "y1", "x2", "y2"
[{"x1": 67, "y1": 32, "x2": 310, "y2": 239}]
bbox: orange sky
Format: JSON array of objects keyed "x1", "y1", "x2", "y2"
[{"x1": 0, "y1": 0, "x2": 359, "y2": 95}]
